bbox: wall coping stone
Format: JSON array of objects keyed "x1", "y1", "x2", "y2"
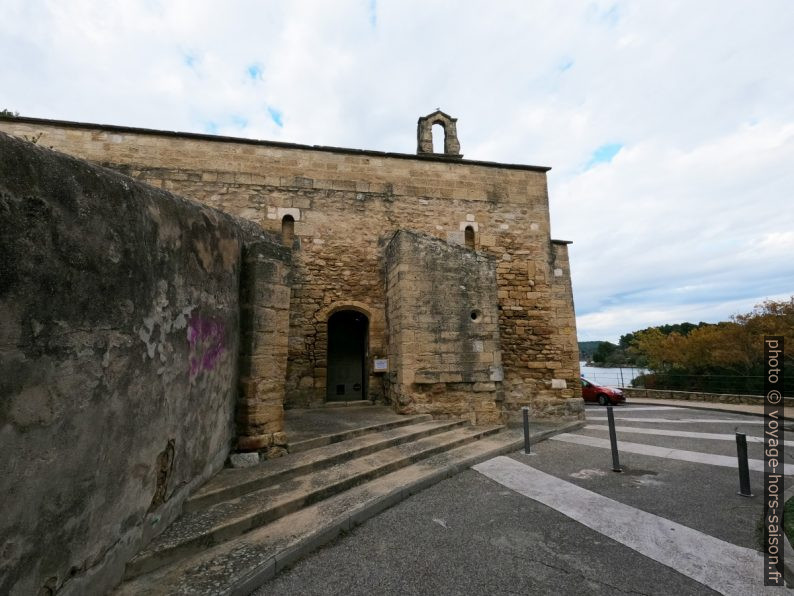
[
  {"x1": 0, "y1": 114, "x2": 551, "y2": 173},
  {"x1": 623, "y1": 387, "x2": 769, "y2": 406}
]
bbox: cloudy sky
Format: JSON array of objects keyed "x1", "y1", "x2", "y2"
[{"x1": 2, "y1": 0, "x2": 792, "y2": 342}]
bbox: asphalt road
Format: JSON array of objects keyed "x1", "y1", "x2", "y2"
[{"x1": 254, "y1": 404, "x2": 791, "y2": 595}]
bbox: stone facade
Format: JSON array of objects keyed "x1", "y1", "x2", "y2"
[
  {"x1": 236, "y1": 239, "x2": 292, "y2": 453},
  {"x1": 417, "y1": 109, "x2": 463, "y2": 157},
  {"x1": 0, "y1": 113, "x2": 582, "y2": 422},
  {"x1": 386, "y1": 231, "x2": 502, "y2": 424}
]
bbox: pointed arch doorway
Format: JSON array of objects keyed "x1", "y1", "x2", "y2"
[{"x1": 326, "y1": 310, "x2": 369, "y2": 401}]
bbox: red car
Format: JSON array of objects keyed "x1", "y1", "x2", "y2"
[{"x1": 581, "y1": 378, "x2": 626, "y2": 406}]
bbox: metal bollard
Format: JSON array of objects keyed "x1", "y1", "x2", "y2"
[
  {"x1": 607, "y1": 405, "x2": 622, "y2": 472},
  {"x1": 522, "y1": 406, "x2": 531, "y2": 454},
  {"x1": 735, "y1": 432, "x2": 753, "y2": 497}
]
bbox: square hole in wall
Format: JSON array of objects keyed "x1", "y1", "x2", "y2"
[{"x1": 336, "y1": 384, "x2": 345, "y2": 395}]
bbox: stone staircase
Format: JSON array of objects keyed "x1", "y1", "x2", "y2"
[{"x1": 113, "y1": 414, "x2": 577, "y2": 595}]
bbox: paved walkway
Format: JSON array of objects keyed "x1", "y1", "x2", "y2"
[
  {"x1": 536, "y1": 404, "x2": 793, "y2": 593},
  {"x1": 260, "y1": 403, "x2": 794, "y2": 594},
  {"x1": 475, "y1": 456, "x2": 776, "y2": 595}
]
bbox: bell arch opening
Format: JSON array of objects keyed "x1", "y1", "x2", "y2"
[{"x1": 431, "y1": 123, "x2": 445, "y2": 153}]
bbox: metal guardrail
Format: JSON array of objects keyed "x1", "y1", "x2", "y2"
[
  {"x1": 629, "y1": 390, "x2": 794, "y2": 401},
  {"x1": 581, "y1": 366, "x2": 792, "y2": 397}
]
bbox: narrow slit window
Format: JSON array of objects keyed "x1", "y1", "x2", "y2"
[
  {"x1": 464, "y1": 225, "x2": 475, "y2": 249},
  {"x1": 281, "y1": 215, "x2": 294, "y2": 246}
]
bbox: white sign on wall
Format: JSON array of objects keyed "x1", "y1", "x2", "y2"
[{"x1": 373, "y1": 358, "x2": 389, "y2": 373}]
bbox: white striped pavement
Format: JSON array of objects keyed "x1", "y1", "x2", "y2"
[
  {"x1": 474, "y1": 456, "x2": 783, "y2": 595},
  {"x1": 584, "y1": 406, "x2": 682, "y2": 412},
  {"x1": 584, "y1": 424, "x2": 794, "y2": 447},
  {"x1": 587, "y1": 416, "x2": 768, "y2": 425},
  {"x1": 551, "y1": 433, "x2": 793, "y2": 475}
]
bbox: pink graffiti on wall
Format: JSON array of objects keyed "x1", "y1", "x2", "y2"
[{"x1": 187, "y1": 313, "x2": 226, "y2": 378}]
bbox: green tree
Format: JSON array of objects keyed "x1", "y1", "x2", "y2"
[
  {"x1": 592, "y1": 341, "x2": 617, "y2": 364},
  {"x1": 630, "y1": 297, "x2": 793, "y2": 393}
]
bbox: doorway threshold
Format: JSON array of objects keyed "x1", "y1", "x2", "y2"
[{"x1": 323, "y1": 400, "x2": 375, "y2": 408}]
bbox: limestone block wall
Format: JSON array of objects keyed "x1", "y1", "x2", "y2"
[
  {"x1": 0, "y1": 116, "x2": 581, "y2": 416},
  {"x1": 386, "y1": 231, "x2": 502, "y2": 424},
  {"x1": 527, "y1": 240, "x2": 584, "y2": 418},
  {"x1": 237, "y1": 240, "x2": 292, "y2": 453},
  {"x1": 0, "y1": 132, "x2": 285, "y2": 595}
]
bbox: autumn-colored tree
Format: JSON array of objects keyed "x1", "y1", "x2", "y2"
[
  {"x1": 631, "y1": 297, "x2": 793, "y2": 394},
  {"x1": 734, "y1": 297, "x2": 794, "y2": 340}
]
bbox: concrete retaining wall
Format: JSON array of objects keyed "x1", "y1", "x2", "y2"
[{"x1": 623, "y1": 387, "x2": 765, "y2": 406}]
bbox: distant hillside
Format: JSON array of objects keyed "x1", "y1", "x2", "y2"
[{"x1": 578, "y1": 341, "x2": 602, "y2": 361}]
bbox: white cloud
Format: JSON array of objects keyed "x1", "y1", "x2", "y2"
[
  {"x1": 1, "y1": 0, "x2": 792, "y2": 342},
  {"x1": 559, "y1": 117, "x2": 794, "y2": 340}
]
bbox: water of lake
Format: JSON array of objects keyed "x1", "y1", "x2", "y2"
[{"x1": 578, "y1": 362, "x2": 647, "y2": 388}]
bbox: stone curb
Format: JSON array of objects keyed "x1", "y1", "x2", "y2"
[
  {"x1": 626, "y1": 399, "x2": 794, "y2": 422},
  {"x1": 226, "y1": 420, "x2": 585, "y2": 595}
]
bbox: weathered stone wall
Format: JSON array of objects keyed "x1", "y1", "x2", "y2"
[
  {"x1": 386, "y1": 231, "x2": 502, "y2": 424},
  {"x1": 237, "y1": 240, "x2": 291, "y2": 453},
  {"x1": 0, "y1": 116, "x2": 581, "y2": 417},
  {"x1": 623, "y1": 387, "x2": 768, "y2": 406},
  {"x1": 0, "y1": 132, "x2": 288, "y2": 595},
  {"x1": 417, "y1": 110, "x2": 462, "y2": 157},
  {"x1": 527, "y1": 240, "x2": 584, "y2": 419}
]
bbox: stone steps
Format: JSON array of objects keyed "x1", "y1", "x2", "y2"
[
  {"x1": 121, "y1": 422, "x2": 502, "y2": 582},
  {"x1": 286, "y1": 412, "x2": 433, "y2": 454},
  {"x1": 186, "y1": 418, "x2": 465, "y2": 511},
  {"x1": 113, "y1": 423, "x2": 586, "y2": 596}
]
